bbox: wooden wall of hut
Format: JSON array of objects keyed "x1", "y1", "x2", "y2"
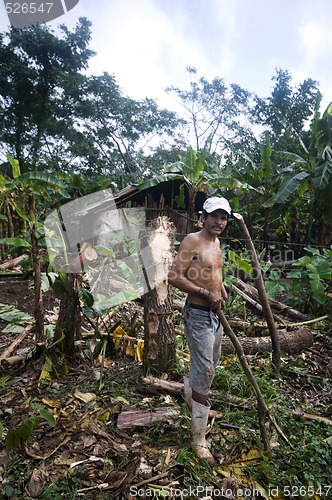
[{"x1": 129, "y1": 193, "x2": 200, "y2": 242}]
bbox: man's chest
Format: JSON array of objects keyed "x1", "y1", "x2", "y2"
[{"x1": 192, "y1": 245, "x2": 223, "y2": 269}]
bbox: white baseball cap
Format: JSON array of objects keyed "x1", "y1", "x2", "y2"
[{"x1": 202, "y1": 197, "x2": 232, "y2": 215}]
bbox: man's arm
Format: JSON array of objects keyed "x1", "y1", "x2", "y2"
[
  {"x1": 220, "y1": 283, "x2": 228, "y2": 302},
  {"x1": 168, "y1": 235, "x2": 204, "y2": 297}
]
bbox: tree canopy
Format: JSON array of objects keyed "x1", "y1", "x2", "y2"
[{"x1": 0, "y1": 19, "x2": 331, "y2": 247}]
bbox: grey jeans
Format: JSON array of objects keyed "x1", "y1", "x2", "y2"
[{"x1": 183, "y1": 301, "x2": 223, "y2": 395}]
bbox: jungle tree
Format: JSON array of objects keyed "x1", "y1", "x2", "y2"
[
  {"x1": 0, "y1": 18, "x2": 94, "y2": 172},
  {"x1": 166, "y1": 66, "x2": 253, "y2": 156},
  {"x1": 70, "y1": 72, "x2": 185, "y2": 183}
]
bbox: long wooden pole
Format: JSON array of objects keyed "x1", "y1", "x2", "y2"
[
  {"x1": 218, "y1": 312, "x2": 271, "y2": 456},
  {"x1": 219, "y1": 312, "x2": 291, "y2": 454},
  {"x1": 232, "y1": 212, "x2": 281, "y2": 373}
]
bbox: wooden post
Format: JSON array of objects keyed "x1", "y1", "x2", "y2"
[
  {"x1": 232, "y1": 212, "x2": 281, "y2": 373},
  {"x1": 142, "y1": 217, "x2": 175, "y2": 374}
]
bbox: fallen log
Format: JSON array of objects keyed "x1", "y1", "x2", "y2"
[
  {"x1": 293, "y1": 411, "x2": 332, "y2": 427},
  {"x1": 117, "y1": 407, "x2": 180, "y2": 429},
  {"x1": 1, "y1": 354, "x2": 26, "y2": 368},
  {"x1": 231, "y1": 285, "x2": 263, "y2": 312},
  {"x1": 0, "y1": 324, "x2": 34, "y2": 367},
  {"x1": 222, "y1": 328, "x2": 313, "y2": 355},
  {"x1": 141, "y1": 376, "x2": 253, "y2": 409},
  {"x1": 228, "y1": 318, "x2": 270, "y2": 336},
  {"x1": 141, "y1": 376, "x2": 183, "y2": 396},
  {"x1": 236, "y1": 278, "x2": 309, "y2": 322},
  {"x1": 0, "y1": 254, "x2": 29, "y2": 270}
]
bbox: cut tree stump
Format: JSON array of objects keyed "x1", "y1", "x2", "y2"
[{"x1": 142, "y1": 217, "x2": 175, "y2": 374}]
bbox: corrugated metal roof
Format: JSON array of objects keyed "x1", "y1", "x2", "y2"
[{"x1": 112, "y1": 184, "x2": 138, "y2": 200}]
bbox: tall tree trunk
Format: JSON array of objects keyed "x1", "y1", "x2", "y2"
[
  {"x1": 54, "y1": 274, "x2": 81, "y2": 360},
  {"x1": 4, "y1": 200, "x2": 14, "y2": 238},
  {"x1": 143, "y1": 217, "x2": 175, "y2": 374},
  {"x1": 263, "y1": 207, "x2": 270, "y2": 258},
  {"x1": 0, "y1": 222, "x2": 4, "y2": 260},
  {"x1": 29, "y1": 193, "x2": 44, "y2": 341}
]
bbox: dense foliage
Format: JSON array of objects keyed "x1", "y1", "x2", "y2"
[{"x1": 0, "y1": 19, "x2": 331, "y2": 499}]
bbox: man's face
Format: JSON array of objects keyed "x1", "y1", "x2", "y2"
[{"x1": 202, "y1": 210, "x2": 228, "y2": 234}]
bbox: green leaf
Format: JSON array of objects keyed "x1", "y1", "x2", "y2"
[
  {"x1": 297, "y1": 178, "x2": 309, "y2": 198},
  {"x1": 174, "y1": 183, "x2": 185, "y2": 209},
  {"x1": 5, "y1": 485, "x2": 15, "y2": 497},
  {"x1": 265, "y1": 280, "x2": 288, "y2": 298},
  {"x1": 0, "y1": 421, "x2": 3, "y2": 439},
  {"x1": 269, "y1": 172, "x2": 310, "y2": 205},
  {"x1": 308, "y1": 273, "x2": 326, "y2": 304},
  {"x1": 7, "y1": 153, "x2": 21, "y2": 178},
  {"x1": 0, "y1": 303, "x2": 33, "y2": 325},
  {"x1": 39, "y1": 409, "x2": 55, "y2": 427},
  {"x1": 260, "y1": 133, "x2": 272, "y2": 179},
  {"x1": 14, "y1": 171, "x2": 68, "y2": 189},
  {"x1": 5, "y1": 429, "x2": 20, "y2": 449},
  {"x1": 52, "y1": 275, "x2": 68, "y2": 296},
  {"x1": 2, "y1": 324, "x2": 26, "y2": 334},
  {"x1": 81, "y1": 288, "x2": 95, "y2": 307},
  {"x1": 314, "y1": 153, "x2": 332, "y2": 191},
  {"x1": 17, "y1": 419, "x2": 34, "y2": 439},
  {"x1": 315, "y1": 260, "x2": 332, "y2": 279},
  {"x1": 5, "y1": 419, "x2": 34, "y2": 449},
  {"x1": 276, "y1": 151, "x2": 306, "y2": 164},
  {"x1": 0, "y1": 237, "x2": 31, "y2": 248},
  {"x1": 287, "y1": 270, "x2": 302, "y2": 279}
]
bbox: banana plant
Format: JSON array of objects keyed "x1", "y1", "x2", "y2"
[
  {"x1": 138, "y1": 145, "x2": 252, "y2": 217},
  {"x1": 0, "y1": 154, "x2": 69, "y2": 340},
  {"x1": 138, "y1": 146, "x2": 210, "y2": 216},
  {"x1": 209, "y1": 133, "x2": 281, "y2": 241},
  {"x1": 264, "y1": 94, "x2": 332, "y2": 245}
]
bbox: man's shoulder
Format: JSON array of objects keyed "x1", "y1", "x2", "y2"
[
  {"x1": 179, "y1": 232, "x2": 200, "y2": 247},
  {"x1": 182, "y1": 231, "x2": 201, "y2": 242}
]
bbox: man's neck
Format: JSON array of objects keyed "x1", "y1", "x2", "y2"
[{"x1": 200, "y1": 228, "x2": 218, "y2": 242}]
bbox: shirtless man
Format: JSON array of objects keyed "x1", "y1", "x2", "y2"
[{"x1": 168, "y1": 196, "x2": 231, "y2": 463}]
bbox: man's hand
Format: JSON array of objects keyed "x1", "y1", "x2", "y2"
[{"x1": 207, "y1": 291, "x2": 225, "y2": 313}]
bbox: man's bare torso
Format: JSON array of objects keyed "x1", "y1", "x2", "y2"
[{"x1": 183, "y1": 232, "x2": 223, "y2": 306}]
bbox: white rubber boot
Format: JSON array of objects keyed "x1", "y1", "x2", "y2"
[
  {"x1": 191, "y1": 399, "x2": 215, "y2": 464},
  {"x1": 183, "y1": 376, "x2": 192, "y2": 410}
]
